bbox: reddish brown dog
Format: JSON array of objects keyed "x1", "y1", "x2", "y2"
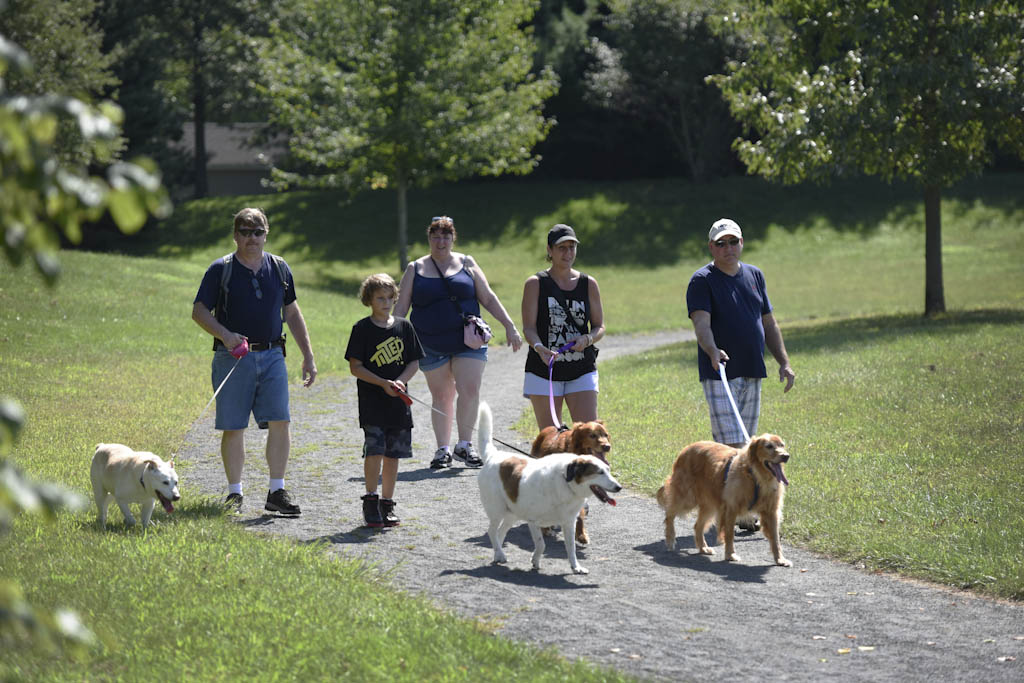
[
  {"x1": 530, "y1": 420, "x2": 612, "y2": 545},
  {"x1": 656, "y1": 435, "x2": 792, "y2": 567}
]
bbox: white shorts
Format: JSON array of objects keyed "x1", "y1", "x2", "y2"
[{"x1": 523, "y1": 370, "x2": 599, "y2": 398}]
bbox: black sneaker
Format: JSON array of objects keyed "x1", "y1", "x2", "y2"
[
  {"x1": 379, "y1": 498, "x2": 400, "y2": 527},
  {"x1": 224, "y1": 492, "x2": 243, "y2": 513},
  {"x1": 430, "y1": 447, "x2": 452, "y2": 470},
  {"x1": 362, "y1": 493, "x2": 384, "y2": 528},
  {"x1": 265, "y1": 488, "x2": 301, "y2": 516},
  {"x1": 737, "y1": 516, "x2": 760, "y2": 532},
  {"x1": 453, "y1": 443, "x2": 483, "y2": 468}
]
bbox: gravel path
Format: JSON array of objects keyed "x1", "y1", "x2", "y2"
[{"x1": 177, "y1": 330, "x2": 1022, "y2": 682}]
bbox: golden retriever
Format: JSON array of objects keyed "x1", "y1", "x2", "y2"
[
  {"x1": 657, "y1": 435, "x2": 792, "y2": 566},
  {"x1": 530, "y1": 420, "x2": 612, "y2": 463},
  {"x1": 530, "y1": 420, "x2": 612, "y2": 545}
]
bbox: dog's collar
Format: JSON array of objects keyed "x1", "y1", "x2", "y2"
[
  {"x1": 722, "y1": 456, "x2": 759, "y2": 510},
  {"x1": 139, "y1": 475, "x2": 146, "y2": 490}
]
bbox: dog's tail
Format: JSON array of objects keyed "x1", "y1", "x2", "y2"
[
  {"x1": 477, "y1": 400, "x2": 494, "y2": 463},
  {"x1": 655, "y1": 479, "x2": 669, "y2": 510}
]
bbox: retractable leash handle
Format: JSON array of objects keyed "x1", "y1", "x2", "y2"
[
  {"x1": 718, "y1": 361, "x2": 751, "y2": 444},
  {"x1": 230, "y1": 338, "x2": 249, "y2": 359},
  {"x1": 547, "y1": 342, "x2": 577, "y2": 431}
]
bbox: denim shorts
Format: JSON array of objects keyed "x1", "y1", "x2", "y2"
[
  {"x1": 419, "y1": 343, "x2": 488, "y2": 372},
  {"x1": 212, "y1": 347, "x2": 290, "y2": 430},
  {"x1": 523, "y1": 370, "x2": 599, "y2": 397},
  {"x1": 362, "y1": 425, "x2": 413, "y2": 459},
  {"x1": 701, "y1": 376, "x2": 761, "y2": 445}
]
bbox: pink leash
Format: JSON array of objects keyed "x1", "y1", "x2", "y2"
[{"x1": 547, "y1": 341, "x2": 576, "y2": 431}]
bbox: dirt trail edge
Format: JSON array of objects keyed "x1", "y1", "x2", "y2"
[{"x1": 178, "y1": 330, "x2": 1022, "y2": 682}]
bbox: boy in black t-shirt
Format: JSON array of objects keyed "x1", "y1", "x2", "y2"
[{"x1": 345, "y1": 274, "x2": 424, "y2": 527}]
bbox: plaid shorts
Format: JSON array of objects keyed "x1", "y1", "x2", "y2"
[
  {"x1": 700, "y1": 377, "x2": 761, "y2": 445},
  {"x1": 362, "y1": 425, "x2": 413, "y2": 459}
]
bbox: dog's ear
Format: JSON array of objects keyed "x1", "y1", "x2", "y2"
[
  {"x1": 145, "y1": 460, "x2": 158, "y2": 470},
  {"x1": 565, "y1": 462, "x2": 578, "y2": 482},
  {"x1": 596, "y1": 419, "x2": 605, "y2": 426},
  {"x1": 570, "y1": 428, "x2": 584, "y2": 452}
]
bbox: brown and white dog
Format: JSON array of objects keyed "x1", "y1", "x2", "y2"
[
  {"x1": 656, "y1": 435, "x2": 792, "y2": 567},
  {"x1": 477, "y1": 403, "x2": 621, "y2": 574},
  {"x1": 530, "y1": 420, "x2": 612, "y2": 545},
  {"x1": 90, "y1": 443, "x2": 180, "y2": 528}
]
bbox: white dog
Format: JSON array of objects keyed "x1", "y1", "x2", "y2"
[
  {"x1": 90, "y1": 443, "x2": 180, "y2": 528},
  {"x1": 476, "y1": 402, "x2": 621, "y2": 574}
]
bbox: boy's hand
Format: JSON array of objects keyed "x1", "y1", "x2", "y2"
[{"x1": 384, "y1": 379, "x2": 405, "y2": 397}]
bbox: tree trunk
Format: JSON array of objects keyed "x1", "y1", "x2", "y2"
[
  {"x1": 923, "y1": 184, "x2": 945, "y2": 316},
  {"x1": 191, "y1": 13, "x2": 208, "y2": 200},
  {"x1": 396, "y1": 176, "x2": 408, "y2": 273}
]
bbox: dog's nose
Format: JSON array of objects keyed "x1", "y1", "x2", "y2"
[
  {"x1": 601, "y1": 444, "x2": 611, "y2": 452},
  {"x1": 173, "y1": 494, "x2": 181, "y2": 501},
  {"x1": 780, "y1": 453, "x2": 790, "y2": 462}
]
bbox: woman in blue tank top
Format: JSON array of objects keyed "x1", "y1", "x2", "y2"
[{"x1": 395, "y1": 216, "x2": 523, "y2": 470}]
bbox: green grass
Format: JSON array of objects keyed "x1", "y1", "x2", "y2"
[
  {"x1": 2, "y1": 172, "x2": 1024, "y2": 677},
  {"x1": 3, "y1": 511, "x2": 624, "y2": 681}
]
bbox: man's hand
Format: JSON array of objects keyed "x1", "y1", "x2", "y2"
[
  {"x1": 302, "y1": 357, "x2": 317, "y2": 387},
  {"x1": 779, "y1": 364, "x2": 795, "y2": 393}
]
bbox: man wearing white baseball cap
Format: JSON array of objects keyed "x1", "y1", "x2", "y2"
[{"x1": 686, "y1": 217, "x2": 795, "y2": 457}]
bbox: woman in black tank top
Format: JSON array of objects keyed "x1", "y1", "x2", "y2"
[{"x1": 521, "y1": 224, "x2": 606, "y2": 430}]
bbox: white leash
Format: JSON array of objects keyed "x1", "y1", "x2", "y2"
[
  {"x1": 718, "y1": 361, "x2": 751, "y2": 444},
  {"x1": 195, "y1": 340, "x2": 250, "y2": 424}
]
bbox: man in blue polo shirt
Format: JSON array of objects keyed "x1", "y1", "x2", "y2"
[
  {"x1": 192, "y1": 208, "x2": 317, "y2": 516},
  {"x1": 686, "y1": 218, "x2": 795, "y2": 451}
]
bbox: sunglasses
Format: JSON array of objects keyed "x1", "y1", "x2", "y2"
[
  {"x1": 237, "y1": 228, "x2": 267, "y2": 238},
  {"x1": 251, "y1": 277, "x2": 262, "y2": 300},
  {"x1": 714, "y1": 238, "x2": 740, "y2": 247}
]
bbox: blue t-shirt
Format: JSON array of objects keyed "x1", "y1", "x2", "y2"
[
  {"x1": 686, "y1": 262, "x2": 772, "y2": 381},
  {"x1": 194, "y1": 253, "x2": 296, "y2": 344}
]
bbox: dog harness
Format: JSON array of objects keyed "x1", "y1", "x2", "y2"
[{"x1": 723, "y1": 455, "x2": 760, "y2": 510}]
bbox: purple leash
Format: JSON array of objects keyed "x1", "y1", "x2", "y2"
[{"x1": 547, "y1": 341, "x2": 577, "y2": 431}]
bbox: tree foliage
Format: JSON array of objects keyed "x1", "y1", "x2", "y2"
[
  {"x1": 0, "y1": 0, "x2": 123, "y2": 167},
  {"x1": 710, "y1": 1, "x2": 1024, "y2": 314},
  {"x1": 586, "y1": 0, "x2": 744, "y2": 181},
  {"x1": 2, "y1": 23, "x2": 169, "y2": 653},
  {"x1": 257, "y1": 0, "x2": 559, "y2": 270},
  {"x1": 95, "y1": 0, "x2": 192, "y2": 193},
  {"x1": 95, "y1": 0, "x2": 279, "y2": 199}
]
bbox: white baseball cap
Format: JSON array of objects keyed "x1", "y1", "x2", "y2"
[{"x1": 708, "y1": 218, "x2": 743, "y2": 242}]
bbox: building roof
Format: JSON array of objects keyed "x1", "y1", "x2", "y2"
[{"x1": 179, "y1": 122, "x2": 287, "y2": 171}]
